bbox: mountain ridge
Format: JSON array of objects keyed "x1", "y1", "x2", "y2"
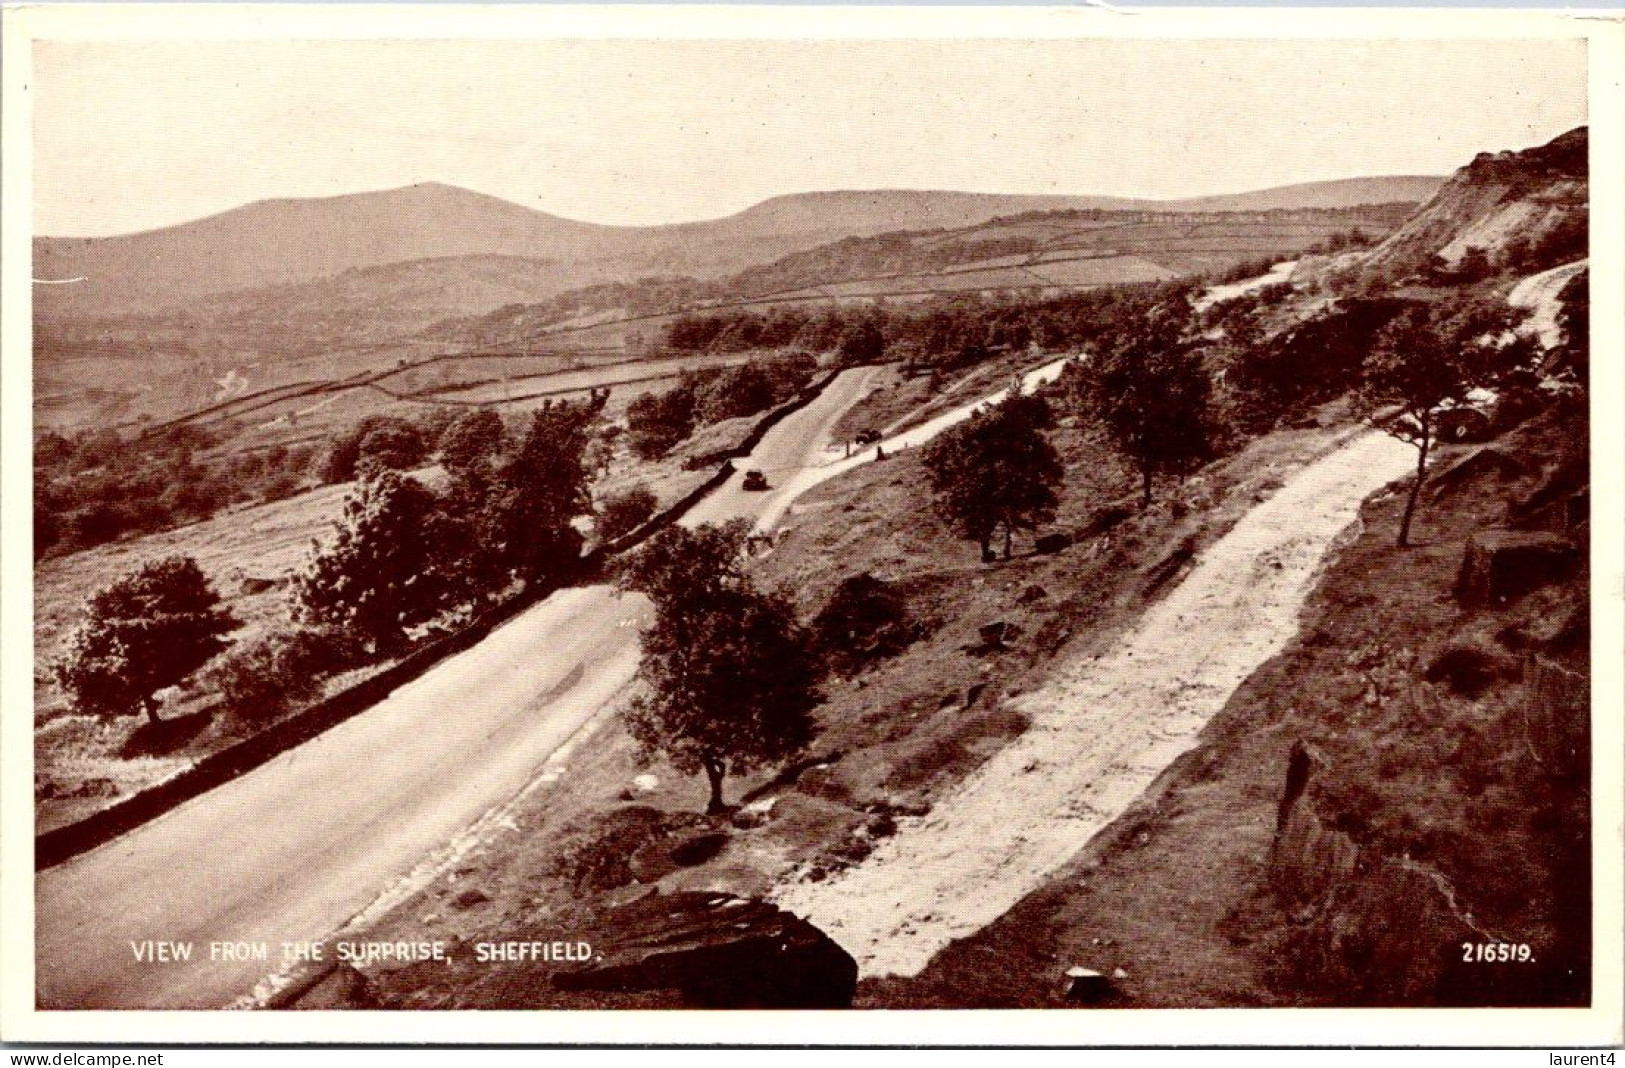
[{"x1": 36, "y1": 176, "x2": 1442, "y2": 322}]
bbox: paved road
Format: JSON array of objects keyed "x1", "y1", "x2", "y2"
[{"x1": 36, "y1": 366, "x2": 882, "y2": 1010}]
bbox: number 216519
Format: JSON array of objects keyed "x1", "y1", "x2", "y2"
[{"x1": 1462, "y1": 942, "x2": 1532, "y2": 963}]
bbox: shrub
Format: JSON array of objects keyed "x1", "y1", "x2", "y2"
[
  {"x1": 812, "y1": 573, "x2": 915, "y2": 673},
  {"x1": 597, "y1": 485, "x2": 660, "y2": 543},
  {"x1": 203, "y1": 631, "x2": 325, "y2": 724}
]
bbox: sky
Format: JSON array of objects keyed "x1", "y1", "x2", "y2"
[{"x1": 32, "y1": 37, "x2": 1587, "y2": 237}]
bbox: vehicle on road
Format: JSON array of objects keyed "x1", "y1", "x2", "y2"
[
  {"x1": 1435, "y1": 387, "x2": 1501, "y2": 443},
  {"x1": 854, "y1": 428, "x2": 882, "y2": 446},
  {"x1": 742, "y1": 469, "x2": 769, "y2": 491}
]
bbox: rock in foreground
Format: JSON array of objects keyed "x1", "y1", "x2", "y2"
[{"x1": 554, "y1": 891, "x2": 857, "y2": 1008}]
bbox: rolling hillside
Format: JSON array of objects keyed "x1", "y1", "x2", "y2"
[
  {"x1": 33, "y1": 175, "x2": 1438, "y2": 434},
  {"x1": 36, "y1": 177, "x2": 1442, "y2": 323}
]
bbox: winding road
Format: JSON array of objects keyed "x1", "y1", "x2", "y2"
[{"x1": 36, "y1": 365, "x2": 888, "y2": 1010}]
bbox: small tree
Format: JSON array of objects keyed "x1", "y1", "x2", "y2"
[
  {"x1": 1357, "y1": 306, "x2": 1477, "y2": 548},
  {"x1": 292, "y1": 471, "x2": 452, "y2": 657},
  {"x1": 54, "y1": 555, "x2": 238, "y2": 724},
  {"x1": 597, "y1": 484, "x2": 660, "y2": 543},
  {"x1": 1079, "y1": 307, "x2": 1213, "y2": 506},
  {"x1": 438, "y1": 409, "x2": 509, "y2": 474},
  {"x1": 618, "y1": 522, "x2": 824, "y2": 813},
  {"x1": 922, "y1": 389, "x2": 1064, "y2": 560},
  {"x1": 489, "y1": 404, "x2": 595, "y2": 586}
]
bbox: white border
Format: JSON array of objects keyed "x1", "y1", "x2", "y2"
[{"x1": 2, "y1": 5, "x2": 1621, "y2": 1047}]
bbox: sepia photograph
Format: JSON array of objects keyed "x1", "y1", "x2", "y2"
[{"x1": 2, "y1": 4, "x2": 1620, "y2": 1047}]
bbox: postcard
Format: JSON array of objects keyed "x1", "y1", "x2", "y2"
[{"x1": 3, "y1": 4, "x2": 1620, "y2": 1046}]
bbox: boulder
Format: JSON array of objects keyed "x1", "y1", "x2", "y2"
[
  {"x1": 1522, "y1": 654, "x2": 1588, "y2": 776},
  {"x1": 553, "y1": 891, "x2": 858, "y2": 1008},
  {"x1": 979, "y1": 621, "x2": 1020, "y2": 649},
  {"x1": 1060, "y1": 966, "x2": 1114, "y2": 1004},
  {"x1": 1034, "y1": 532, "x2": 1072, "y2": 555},
  {"x1": 1143, "y1": 537, "x2": 1198, "y2": 598},
  {"x1": 1507, "y1": 456, "x2": 1586, "y2": 531},
  {"x1": 1454, "y1": 529, "x2": 1578, "y2": 607},
  {"x1": 267, "y1": 963, "x2": 381, "y2": 1010},
  {"x1": 1428, "y1": 446, "x2": 1525, "y2": 501},
  {"x1": 1018, "y1": 584, "x2": 1049, "y2": 605},
  {"x1": 453, "y1": 888, "x2": 490, "y2": 910},
  {"x1": 1079, "y1": 502, "x2": 1135, "y2": 539}
]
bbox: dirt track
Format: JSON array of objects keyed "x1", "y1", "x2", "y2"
[
  {"x1": 1507, "y1": 258, "x2": 1586, "y2": 350},
  {"x1": 774, "y1": 429, "x2": 1417, "y2": 978}
]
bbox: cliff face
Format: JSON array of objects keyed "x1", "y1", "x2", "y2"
[{"x1": 1317, "y1": 127, "x2": 1587, "y2": 285}]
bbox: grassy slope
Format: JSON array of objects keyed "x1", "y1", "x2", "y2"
[
  {"x1": 874, "y1": 400, "x2": 1589, "y2": 1008},
  {"x1": 346, "y1": 408, "x2": 1358, "y2": 1009},
  {"x1": 32, "y1": 409, "x2": 764, "y2": 830}
]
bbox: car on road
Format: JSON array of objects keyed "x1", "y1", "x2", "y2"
[
  {"x1": 742, "y1": 469, "x2": 769, "y2": 491},
  {"x1": 854, "y1": 428, "x2": 883, "y2": 446},
  {"x1": 1434, "y1": 387, "x2": 1500, "y2": 443}
]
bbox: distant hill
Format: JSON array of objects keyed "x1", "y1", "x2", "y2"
[
  {"x1": 35, "y1": 176, "x2": 1442, "y2": 322},
  {"x1": 1157, "y1": 176, "x2": 1443, "y2": 213},
  {"x1": 34, "y1": 184, "x2": 626, "y2": 319}
]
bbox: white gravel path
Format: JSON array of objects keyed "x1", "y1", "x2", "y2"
[
  {"x1": 774, "y1": 429, "x2": 1417, "y2": 978},
  {"x1": 1507, "y1": 259, "x2": 1587, "y2": 350}
]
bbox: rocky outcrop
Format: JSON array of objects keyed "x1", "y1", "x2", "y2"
[
  {"x1": 1521, "y1": 654, "x2": 1588, "y2": 776},
  {"x1": 1329, "y1": 127, "x2": 1586, "y2": 286},
  {"x1": 553, "y1": 891, "x2": 858, "y2": 1008},
  {"x1": 1454, "y1": 529, "x2": 1578, "y2": 608},
  {"x1": 1269, "y1": 742, "x2": 1480, "y2": 1004}
]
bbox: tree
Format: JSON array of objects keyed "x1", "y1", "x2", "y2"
[
  {"x1": 693, "y1": 363, "x2": 777, "y2": 423},
  {"x1": 1078, "y1": 305, "x2": 1213, "y2": 506},
  {"x1": 597, "y1": 484, "x2": 660, "y2": 543},
  {"x1": 1357, "y1": 305, "x2": 1478, "y2": 547},
  {"x1": 489, "y1": 404, "x2": 595, "y2": 586},
  {"x1": 356, "y1": 422, "x2": 428, "y2": 477},
  {"x1": 292, "y1": 471, "x2": 453, "y2": 656},
  {"x1": 837, "y1": 319, "x2": 886, "y2": 366},
  {"x1": 54, "y1": 555, "x2": 238, "y2": 724},
  {"x1": 618, "y1": 521, "x2": 824, "y2": 813},
  {"x1": 321, "y1": 416, "x2": 422, "y2": 483},
  {"x1": 922, "y1": 388, "x2": 1064, "y2": 560},
  {"x1": 626, "y1": 387, "x2": 697, "y2": 460},
  {"x1": 438, "y1": 409, "x2": 509, "y2": 474}
]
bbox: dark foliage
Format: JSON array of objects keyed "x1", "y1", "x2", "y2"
[
  {"x1": 618, "y1": 521, "x2": 825, "y2": 813},
  {"x1": 291, "y1": 471, "x2": 457, "y2": 657},
  {"x1": 34, "y1": 427, "x2": 317, "y2": 561},
  {"x1": 1069, "y1": 297, "x2": 1214, "y2": 506},
  {"x1": 597, "y1": 484, "x2": 660, "y2": 543},
  {"x1": 54, "y1": 555, "x2": 239, "y2": 723},
  {"x1": 811, "y1": 573, "x2": 915, "y2": 673},
  {"x1": 922, "y1": 388, "x2": 1064, "y2": 559}
]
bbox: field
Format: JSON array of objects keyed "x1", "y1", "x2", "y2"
[
  {"x1": 35, "y1": 202, "x2": 1413, "y2": 444},
  {"x1": 32, "y1": 396, "x2": 774, "y2": 832}
]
